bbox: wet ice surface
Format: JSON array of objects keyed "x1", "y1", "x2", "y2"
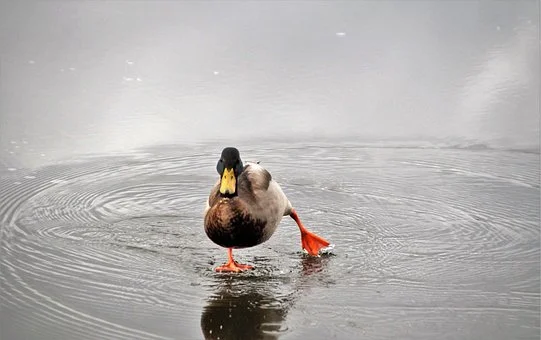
[{"x1": 0, "y1": 143, "x2": 539, "y2": 340}]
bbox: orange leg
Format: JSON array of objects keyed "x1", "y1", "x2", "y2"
[
  {"x1": 290, "y1": 209, "x2": 330, "y2": 256},
  {"x1": 215, "y1": 248, "x2": 254, "y2": 272}
]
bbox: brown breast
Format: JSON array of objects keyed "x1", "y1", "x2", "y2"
[{"x1": 204, "y1": 198, "x2": 268, "y2": 249}]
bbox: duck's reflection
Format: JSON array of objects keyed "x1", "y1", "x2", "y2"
[
  {"x1": 201, "y1": 255, "x2": 333, "y2": 340},
  {"x1": 201, "y1": 281, "x2": 286, "y2": 339}
]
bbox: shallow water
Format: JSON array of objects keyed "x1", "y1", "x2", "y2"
[{"x1": 0, "y1": 143, "x2": 539, "y2": 339}]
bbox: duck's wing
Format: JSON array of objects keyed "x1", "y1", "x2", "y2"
[
  {"x1": 238, "y1": 163, "x2": 271, "y2": 191},
  {"x1": 238, "y1": 162, "x2": 292, "y2": 218}
]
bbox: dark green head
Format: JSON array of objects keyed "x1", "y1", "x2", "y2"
[{"x1": 216, "y1": 147, "x2": 244, "y2": 195}]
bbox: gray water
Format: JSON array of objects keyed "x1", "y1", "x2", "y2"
[
  {"x1": 1, "y1": 1, "x2": 540, "y2": 340},
  {"x1": 0, "y1": 143, "x2": 539, "y2": 339}
]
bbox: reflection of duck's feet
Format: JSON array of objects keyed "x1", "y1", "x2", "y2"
[{"x1": 215, "y1": 248, "x2": 254, "y2": 272}]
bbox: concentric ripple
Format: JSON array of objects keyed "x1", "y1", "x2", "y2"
[{"x1": 1, "y1": 143, "x2": 539, "y2": 340}]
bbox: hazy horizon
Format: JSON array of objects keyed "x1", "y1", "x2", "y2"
[{"x1": 0, "y1": 1, "x2": 539, "y2": 166}]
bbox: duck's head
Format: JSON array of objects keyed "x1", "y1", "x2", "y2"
[{"x1": 216, "y1": 147, "x2": 244, "y2": 196}]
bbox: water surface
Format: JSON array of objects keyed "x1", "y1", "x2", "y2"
[{"x1": 1, "y1": 142, "x2": 539, "y2": 339}]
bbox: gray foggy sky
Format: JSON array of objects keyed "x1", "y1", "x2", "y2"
[{"x1": 0, "y1": 1, "x2": 538, "y2": 162}]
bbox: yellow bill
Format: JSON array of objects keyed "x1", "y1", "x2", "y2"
[{"x1": 220, "y1": 168, "x2": 236, "y2": 194}]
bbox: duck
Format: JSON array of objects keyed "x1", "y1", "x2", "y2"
[{"x1": 204, "y1": 147, "x2": 330, "y2": 272}]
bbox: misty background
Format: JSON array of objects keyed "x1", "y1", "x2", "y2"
[{"x1": 0, "y1": 1, "x2": 539, "y2": 167}]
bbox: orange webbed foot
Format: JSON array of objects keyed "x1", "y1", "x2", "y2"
[
  {"x1": 215, "y1": 248, "x2": 254, "y2": 272},
  {"x1": 215, "y1": 261, "x2": 254, "y2": 272},
  {"x1": 290, "y1": 209, "x2": 330, "y2": 256},
  {"x1": 300, "y1": 229, "x2": 331, "y2": 256}
]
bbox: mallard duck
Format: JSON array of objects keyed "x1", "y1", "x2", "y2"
[{"x1": 204, "y1": 147, "x2": 330, "y2": 272}]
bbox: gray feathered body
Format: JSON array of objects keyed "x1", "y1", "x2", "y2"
[{"x1": 204, "y1": 162, "x2": 292, "y2": 249}]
